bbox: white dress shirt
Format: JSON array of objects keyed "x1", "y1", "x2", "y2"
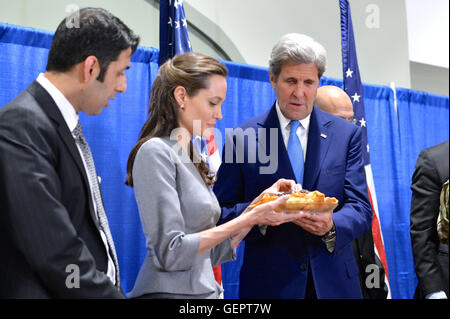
[
  {"x1": 36, "y1": 73, "x2": 116, "y2": 285},
  {"x1": 275, "y1": 101, "x2": 310, "y2": 162}
]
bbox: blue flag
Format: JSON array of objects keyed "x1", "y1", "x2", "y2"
[
  {"x1": 339, "y1": 0, "x2": 369, "y2": 164},
  {"x1": 340, "y1": 0, "x2": 391, "y2": 293},
  {"x1": 159, "y1": 0, "x2": 192, "y2": 66}
]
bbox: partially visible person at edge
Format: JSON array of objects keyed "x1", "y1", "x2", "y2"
[
  {"x1": 213, "y1": 33, "x2": 372, "y2": 299},
  {"x1": 315, "y1": 85, "x2": 388, "y2": 299},
  {"x1": 0, "y1": 7, "x2": 140, "y2": 298},
  {"x1": 410, "y1": 140, "x2": 449, "y2": 299},
  {"x1": 125, "y1": 52, "x2": 303, "y2": 299}
]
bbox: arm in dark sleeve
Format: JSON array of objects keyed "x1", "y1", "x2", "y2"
[
  {"x1": 410, "y1": 149, "x2": 445, "y2": 295},
  {"x1": 214, "y1": 162, "x2": 250, "y2": 225},
  {"x1": 333, "y1": 126, "x2": 372, "y2": 253},
  {"x1": 213, "y1": 132, "x2": 262, "y2": 239},
  {"x1": 214, "y1": 131, "x2": 250, "y2": 224}
]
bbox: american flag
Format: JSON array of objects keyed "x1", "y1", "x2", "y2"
[
  {"x1": 339, "y1": 0, "x2": 391, "y2": 297},
  {"x1": 158, "y1": 0, "x2": 191, "y2": 66},
  {"x1": 159, "y1": 0, "x2": 223, "y2": 291}
]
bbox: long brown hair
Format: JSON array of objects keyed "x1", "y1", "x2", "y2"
[{"x1": 125, "y1": 52, "x2": 228, "y2": 187}]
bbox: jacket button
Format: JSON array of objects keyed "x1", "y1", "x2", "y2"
[{"x1": 299, "y1": 263, "x2": 307, "y2": 271}]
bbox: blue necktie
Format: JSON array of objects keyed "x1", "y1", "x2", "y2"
[{"x1": 287, "y1": 120, "x2": 304, "y2": 184}]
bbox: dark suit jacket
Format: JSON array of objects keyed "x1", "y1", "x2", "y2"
[
  {"x1": 353, "y1": 229, "x2": 388, "y2": 299},
  {"x1": 214, "y1": 104, "x2": 372, "y2": 298},
  {"x1": 410, "y1": 140, "x2": 449, "y2": 298},
  {"x1": 0, "y1": 81, "x2": 123, "y2": 298}
]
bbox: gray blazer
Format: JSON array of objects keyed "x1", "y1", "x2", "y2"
[{"x1": 127, "y1": 137, "x2": 236, "y2": 299}]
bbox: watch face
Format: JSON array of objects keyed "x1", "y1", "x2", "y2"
[{"x1": 322, "y1": 226, "x2": 336, "y2": 241}]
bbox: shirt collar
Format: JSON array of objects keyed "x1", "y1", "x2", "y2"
[
  {"x1": 36, "y1": 73, "x2": 79, "y2": 132},
  {"x1": 275, "y1": 101, "x2": 311, "y2": 131}
]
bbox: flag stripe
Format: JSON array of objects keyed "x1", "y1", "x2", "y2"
[
  {"x1": 364, "y1": 165, "x2": 389, "y2": 281},
  {"x1": 213, "y1": 263, "x2": 222, "y2": 285},
  {"x1": 206, "y1": 134, "x2": 218, "y2": 155},
  {"x1": 367, "y1": 183, "x2": 389, "y2": 280}
]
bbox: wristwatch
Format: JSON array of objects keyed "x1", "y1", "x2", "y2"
[
  {"x1": 321, "y1": 223, "x2": 336, "y2": 242},
  {"x1": 321, "y1": 223, "x2": 336, "y2": 252}
]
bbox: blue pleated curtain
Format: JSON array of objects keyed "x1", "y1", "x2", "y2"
[{"x1": 1, "y1": 22, "x2": 448, "y2": 299}]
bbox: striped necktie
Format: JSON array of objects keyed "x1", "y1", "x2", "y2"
[
  {"x1": 287, "y1": 120, "x2": 304, "y2": 184},
  {"x1": 72, "y1": 121, "x2": 120, "y2": 287}
]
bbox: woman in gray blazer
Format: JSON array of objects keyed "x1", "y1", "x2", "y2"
[{"x1": 125, "y1": 53, "x2": 301, "y2": 299}]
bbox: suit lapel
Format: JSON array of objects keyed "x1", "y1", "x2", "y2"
[
  {"x1": 27, "y1": 81, "x2": 99, "y2": 226},
  {"x1": 304, "y1": 107, "x2": 332, "y2": 190}
]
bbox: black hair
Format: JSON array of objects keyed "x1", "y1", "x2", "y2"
[{"x1": 46, "y1": 7, "x2": 140, "y2": 82}]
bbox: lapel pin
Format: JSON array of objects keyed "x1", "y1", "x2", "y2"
[{"x1": 320, "y1": 133, "x2": 327, "y2": 139}]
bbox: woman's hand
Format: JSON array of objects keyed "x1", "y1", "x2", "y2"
[
  {"x1": 264, "y1": 178, "x2": 301, "y2": 194},
  {"x1": 247, "y1": 179, "x2": 301, "y2": 209},
  {"x1": 198, "y1": 182, "x2": 301, "y2": 255},
  {"x1": 247, "y1": 195, "x2": 303, "y2": 226}
]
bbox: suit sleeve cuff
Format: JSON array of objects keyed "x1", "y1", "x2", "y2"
[{"x1": 426, "y1": 291, "x2": 448, "y2": 299}]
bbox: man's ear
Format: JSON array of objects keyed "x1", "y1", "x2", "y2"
[
  {"x1": 173, "y1": 86, "x2": 187, "y2": 106},
  {"x1": 82, "y1": 56, "x2": 100, "y2": 83},
  {"x1": 269, "y1": 72, "x2": 276, "y2": 90}
]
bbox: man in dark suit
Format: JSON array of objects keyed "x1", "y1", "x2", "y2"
[
  {"x1": 214, "y1": 33, "x2": 372, "y2": 298},
  {"x1": 410, "y1": 140, "x2": 449, "y2": 299},
  {"x1": 315, "y1": 85, "x2": 388, "y2": 299},
  {"x1": 0, "y1": 8, "x2": 139, "y2": 298}
]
